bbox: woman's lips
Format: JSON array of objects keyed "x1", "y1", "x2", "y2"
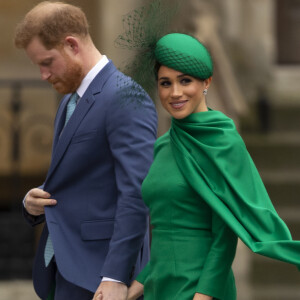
[{"x1": 170, "y1": 100, "x2": 188, "y2": 109}]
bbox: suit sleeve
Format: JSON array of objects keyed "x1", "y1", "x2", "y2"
[
  {"x1": 195, "y1": 212, "x2": 237, "y2": 299},
  {"x1": 133, "y1": 140, "x2": 161, "y2": 285},
  {"x1": 100, "y1": 82, "x2": 157, "y2": 285},
  {"x1": 22, "y1": 206, "x2": 45, "y2": 226}
]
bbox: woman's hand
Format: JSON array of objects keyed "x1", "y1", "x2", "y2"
[
  {"x1": 127, "y1": 280, "x2": 144, "y2": 300},
  {"x1": 193, "y1": 293, "x2": 213, "y2": 300}
]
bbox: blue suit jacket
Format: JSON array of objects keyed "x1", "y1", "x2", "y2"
[{"x1": 24, "y1": 61, "x2": 157, "y2": 298}]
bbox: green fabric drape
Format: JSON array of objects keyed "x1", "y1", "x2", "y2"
[{"x1": 170, "y1": 109, "x2": 300, "y2": 269}]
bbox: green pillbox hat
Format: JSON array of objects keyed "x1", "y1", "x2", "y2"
[{"x1": 154, "y1": 33, "x2": 213, "y2": 79}]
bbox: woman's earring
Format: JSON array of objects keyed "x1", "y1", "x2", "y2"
[{"x1": 203, "y1": 89, "x2": 208, "y2": 95}]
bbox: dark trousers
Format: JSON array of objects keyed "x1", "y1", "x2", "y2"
[{"x1": 52, "y1": 263, "x2": 94, "y2": 300}]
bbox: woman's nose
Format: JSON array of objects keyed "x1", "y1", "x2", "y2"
[{"x1": 171, "y1": 84, "x2": 182, "y2": 98}]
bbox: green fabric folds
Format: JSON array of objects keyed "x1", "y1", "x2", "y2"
[{"x1": 170, "y1": 109, "x2": 300, "y2": 269}]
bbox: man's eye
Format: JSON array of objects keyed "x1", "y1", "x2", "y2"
[{"x1": 41, "y1": 60, "x2": 52, "y2": 67}]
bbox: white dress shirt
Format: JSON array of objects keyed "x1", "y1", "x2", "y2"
[{"x1": 76, "y1": 55, "x2": 109, "y2": 98}]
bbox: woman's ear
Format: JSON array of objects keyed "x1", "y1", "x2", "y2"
[{"x1": 204, "y1": 76, "x2": 212, "y2": 89}]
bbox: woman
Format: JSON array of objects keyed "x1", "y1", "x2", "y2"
[{"x1": 124, "y1": 33, "x2": 300, "y2": 300}]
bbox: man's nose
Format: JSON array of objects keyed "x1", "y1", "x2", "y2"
[{"x1": 40, "y1": 67, "x2": 51, "y2": 81}]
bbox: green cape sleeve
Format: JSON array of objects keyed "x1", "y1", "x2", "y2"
[
  {"x1": 170, "y1": 110, "x2": 300, "y2": 270},
  {"x1": 196, "y1": 212, "x2": 237, "y2": 299},
  {"x1": 136, "y1": 261, "x2": 151, "y2": 284}
]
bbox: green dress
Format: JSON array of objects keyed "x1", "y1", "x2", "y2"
[{"x1": 137, "y1": 110, "x2": 300, "y2": 300}]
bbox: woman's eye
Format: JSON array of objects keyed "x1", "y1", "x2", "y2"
[
  {"x1": 181, "y1": 78, "x2": 192, "y2": 85},
  {"x1": 160, "y1": 80, "x2": 171, "y2": 87}
]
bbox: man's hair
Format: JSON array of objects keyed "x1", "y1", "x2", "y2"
[{"x1": 14, "y1": 1, "x2": 89, "y2": 49}]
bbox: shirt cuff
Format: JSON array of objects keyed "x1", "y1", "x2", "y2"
[
  {"x1": 23, "y1": 191, "x2": 29, "y2": 208},
  {"x1": 102, "y1": 277, "x2": 123, "y2": 284}
]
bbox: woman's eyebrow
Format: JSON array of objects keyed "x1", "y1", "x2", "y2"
[{"x1": 177, "y1": 73, "x2": 189, "y2": 78}]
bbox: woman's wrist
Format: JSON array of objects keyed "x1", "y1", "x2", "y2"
[
  {"x1": 193, "y1": 292, "x2": 213, "y2": 300},
  {"x1": 127, "y1": 280, "x2": 144, "y2": 300}
]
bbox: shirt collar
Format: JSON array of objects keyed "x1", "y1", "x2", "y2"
[{"x1": 76, "y1": 55, "x2": 109, "y2": 98}]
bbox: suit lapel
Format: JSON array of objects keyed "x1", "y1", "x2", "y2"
[
  {"x1": 52, "y1": 96, "x2": 69, "y2": 151},
  {"x1": 44, "y1": 61, "x2": 117, "y2": 185},
  {"x1": 45, "y1": 95, "x2": 95, "y2": 183}
]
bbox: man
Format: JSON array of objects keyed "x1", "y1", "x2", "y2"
[{"x1": 14, "y1": 2, "x2": 157, "y2": 300}]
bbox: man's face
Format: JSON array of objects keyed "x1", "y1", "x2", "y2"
[{"x1": 25, "y1": 37, "x2": 83, "y2": 94}]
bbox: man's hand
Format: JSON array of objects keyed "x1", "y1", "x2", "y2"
[
  {"x1": 24, "y1": 188, "x2": 57, "y2": 216},
  {"x1": 93, "y1": 281, "x2": 128, "y2": 300}
]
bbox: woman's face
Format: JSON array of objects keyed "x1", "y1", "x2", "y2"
[{"x1": 158, "y1": 65, "x2": 211, "y2": 119}]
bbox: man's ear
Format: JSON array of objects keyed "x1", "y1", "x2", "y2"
[{"x1": 64, "y1": 36, "x2": 79, "y2": 55}]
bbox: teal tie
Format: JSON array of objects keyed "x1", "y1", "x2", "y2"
[
  {"x1": 64, "y1": 92, "x2": 80, "y2": 125},
  {"x1": 44, "y1": 236, "x2": 54, "y2": 267},
  {"x1": 44, "y1": 92, "x2": 79, "y2": 267}
]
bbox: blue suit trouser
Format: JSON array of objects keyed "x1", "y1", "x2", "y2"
[{"x1": 53, "y1": 263, "x2": 94, "y2": 300}]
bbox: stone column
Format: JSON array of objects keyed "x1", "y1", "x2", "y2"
[
  {"x1": 97, "y1": 0, "x2": 145, "y2": 67},
  {"x1": 218, "y1": 0, "x2": 243, "y2": 40}
]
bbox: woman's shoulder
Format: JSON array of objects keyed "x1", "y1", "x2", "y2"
[
  {"x1": 156, "y1": 131, "x2": 170, "y2": 142},
  {"x1": 154, "y1": 131, "x2": 170, "y2": 154}
]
